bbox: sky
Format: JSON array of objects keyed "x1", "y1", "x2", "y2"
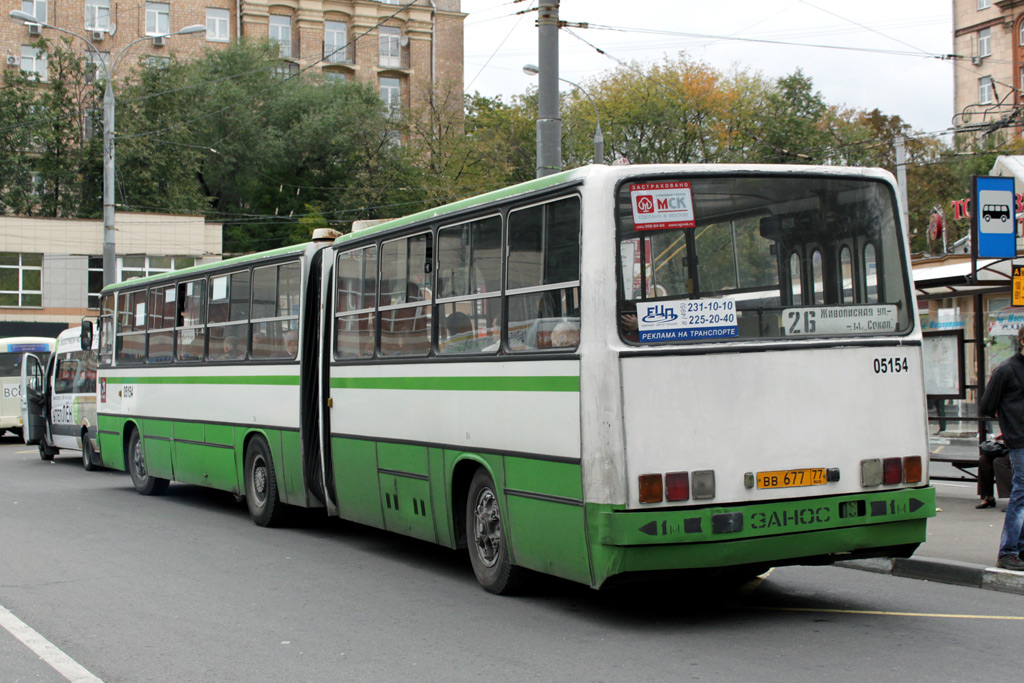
[{"x1": 461, "y1": 0, "x2": 954, "y2": 137}]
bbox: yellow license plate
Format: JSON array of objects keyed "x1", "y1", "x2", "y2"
[{"x1": 756, "y1": 468, "x2": 827, "y2": 489}]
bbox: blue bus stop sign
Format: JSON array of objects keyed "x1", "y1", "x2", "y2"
[{"x1": 974, "y1": 175, "x2": 1017, "y2": 258}]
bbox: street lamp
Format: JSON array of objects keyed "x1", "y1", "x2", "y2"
[
  {"x1": 523, "y1": 63, "x2": 604, "y2": 166},
  {"x1": 9, "y1": 10, "x2": 206, "y2": 286}
]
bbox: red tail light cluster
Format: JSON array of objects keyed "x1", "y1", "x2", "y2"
[
  {"x1": 860, "y1": 456, "x2": 923, "y2": 486},
  {"x1": 639, "y1": 471, "x2": 714, "y2": 504}
]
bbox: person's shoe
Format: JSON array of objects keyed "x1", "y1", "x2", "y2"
[
  {"x1": 976, "y1": 499, "x2": 997, "y2": 509},
  {"x1": 997, "y1": 555, "x2": 1024, "y2": 571}
]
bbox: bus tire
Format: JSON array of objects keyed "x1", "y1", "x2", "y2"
[
  {"x1": 82, "y1": 435, "x2": 98, "y2": 472},
  {"x1": 244, "y1": 436, "x2": 283, "y2": 527},
  {"x1": 466, "y1": 469, "x2": 524, "y2": 595},
  {"x1": 127, "y1": 428, "x2": 168, "y2": 495}
]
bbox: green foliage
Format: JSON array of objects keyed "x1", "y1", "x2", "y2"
[
  {"x1": 0, "y1": 37, "x2": 102, "y2": 217},
  {"x1": 116, "y1": 40, "x2": 416, "y2": 252}
]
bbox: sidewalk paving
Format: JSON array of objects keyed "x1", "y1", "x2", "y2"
[{"x1": 840, "y1": 488, "x2": 1024, "y2": 594}]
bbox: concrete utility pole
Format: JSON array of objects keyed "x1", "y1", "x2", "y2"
[
  {"x1": 895, "y1": 135, "x2": 910, "y2": 245},
  {"x1": 535, "y1": 0, "x2": 561, "y2": 177}
]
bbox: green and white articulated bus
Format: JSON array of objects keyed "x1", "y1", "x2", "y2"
[{"x1": 95, "y1": 164, "x2": 935, "y2": 593}]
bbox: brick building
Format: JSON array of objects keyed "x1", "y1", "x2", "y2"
[
  {"x1": 952, "y1": 0, "x2": 1024, "y2": 137},
  {"x1": 2, "y1": 1, "x2": 465, "y2": 111}
]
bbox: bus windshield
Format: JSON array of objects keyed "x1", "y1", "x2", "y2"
[{"x1": 616, "y1": 174, "x2": 911, "y2": 343}]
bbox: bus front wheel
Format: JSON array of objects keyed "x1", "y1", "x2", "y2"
[
  {"x1": 127, "y1": 429, "x2": 168, "y2": 495},
  {"x1": 82, "y1": 435, "x2": 98, "y2": 472},
  {"x1": 466, "y1": 469, "x2": 524, "y2": 595},
  {"x1": 37, "y1": 440, "x2": 57, "y2": 461},
  {"x1": 244, "y1": 437, "x2": 284, "y2": 527}
]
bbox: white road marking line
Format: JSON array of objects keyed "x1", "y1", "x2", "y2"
[{"x1": 0, "y1": 602, "x2": 103, "y2": 683}]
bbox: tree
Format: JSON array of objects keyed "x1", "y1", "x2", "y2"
[
  {"x1": 0, "y1": 37, "x2": 102, "y2": 217},
  {"x1": 116, "y1": 41, "x2": 418, "y2": 252}
]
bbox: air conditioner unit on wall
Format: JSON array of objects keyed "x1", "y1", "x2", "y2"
[
  {"x1": 27, "y1": 23, "x2": 42, "y2": 36},
  {"x1": 153, "y1": 35, "x2": 166, "y2": 47},
  {"x1": 6, "y1": 55, "x2": 19, "y2": 67},
  {"x1": 91, "y1": 30, "x2": 105, "y2": 42}
]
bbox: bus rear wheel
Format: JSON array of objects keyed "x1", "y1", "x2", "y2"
[
  {"x1": 245, "y1": 436, "x2": 284, "y2": 527},
  {"x1": 127, "y1": 428, "x2": 168, "y2": 495},
  {"x1": 466, "y1": 469, "x2": 524, "y2": 595}
]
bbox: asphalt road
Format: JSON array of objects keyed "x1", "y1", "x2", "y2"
[{"x1": 1, "y1": 436, "x2": 1022, "y2": 683}]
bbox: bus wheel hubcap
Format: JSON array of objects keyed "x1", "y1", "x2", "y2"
[
  {"x1": 133, "y1": 443, "x2": 146, "y2": 479},
  {"x1": 473, "y1": 488, "x2": 501, "y2": 568},
  {"x1": 252, "y1": 458, "x2": 267, "y2": 504}
]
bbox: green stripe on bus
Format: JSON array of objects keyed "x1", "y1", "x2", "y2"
[
  {"x1": 103, "y1": 376, "x2": 300, "y2": 386},
  {"x1": 330, "y1": 376, "x2": 580, "y2": 392}
]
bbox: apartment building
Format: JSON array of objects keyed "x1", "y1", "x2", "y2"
[
  {"x1": 952, "y1": 0, "x2": 1024, "y2": 136},
  {"x1": 2, "y1": 1, "x2": 464, "y2": 112}
]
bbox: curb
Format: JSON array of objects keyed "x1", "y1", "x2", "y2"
[{"x1": 838, "y1": 556, "x2": 1024, "y2": 595}]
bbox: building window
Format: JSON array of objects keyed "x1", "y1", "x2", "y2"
[
  {"x1": 83, "y1": 107, "x2": 101, "y2": 140},
  {"x1": 274, "y1": 61, "x2": 299, "y2": 78},
  {"x1": 1020, "y1": 20, "x2": 1024, "y2": 46},
  {"x1": 206, "y1": 8, "x2": 230, "y2": 42},
  {"x1": 20, "y1": 45, "x2": 47, "y2": 81},
  {"x1": 978, "y1": 27, "x2": 992, "y2": 58},
  {"x1": 145, "y1": 2, "x2": 170, "y2": 36},
  {"x1": 85, "y1": 0, "x2": 109, "y2": 31},
  {"x1": 269, "y1": 15, "x2": 292, "y2": 58},
  {"x1": 979, "y1": 76, "x2": 995, "y2": 104},
  {"x1": 979, "y1": 0, "x2": 991, "y2": 8},
  {"x1": 87, "y1": 257, "x2": 103, "y2": 309},
  {"x1": 21, "y1": 0, "x2": 46, "y2": 24},
  {"x1": 86, "y1": 51, "x2": 110, "y2": 82},
  {"x1": 145, "y1": 55, "x2": 170, "y2": 68},
  {"x1": 325, "y1": 20, "x2": 348, "y2": 64},
  {"x1": 324, "y1": 70, "x2": 347, "y2": 83},
  {"x1": 380, "y1": 76, "x2": 401, "y2": 117},
  {"x1": 0, "y1": 253, "x2": 43, "y2": 307},
  {"x1": 119, "y1": 255, "x2": 195, "y2": 283},
  {"x1": 379, "y1": 26, "x2": 401, "y2": 68}
]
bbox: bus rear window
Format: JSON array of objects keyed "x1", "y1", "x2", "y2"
[{"x1": 616, "y1": 175, "x2": 911, "y2": 343}]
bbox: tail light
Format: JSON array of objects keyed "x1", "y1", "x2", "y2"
[
  {"x1": 691, "y1": 470, "x2": 716, "y2": 500},
  {"x1": 638, "y1": 474, "x2": 663, "y2": 503},
  {"x1": 882, "y1": 457, "x2": 903, "y2": 485},
  {"x1": 665, "y1": 472, "x2": 689, "y2": 501},
  {"x1": 638, "y1": 471, "x2": 713, "y2": 503},
  {"x1": 903, "y1": 456, "x2": 922, "y2": 483},
  {"x1": 861, "y1": 459, "x2": 882, "y2": 487}
]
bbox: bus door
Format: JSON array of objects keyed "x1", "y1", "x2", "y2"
[{"x1": 19, "y1": 353, "x2": 47, "y2": 445}]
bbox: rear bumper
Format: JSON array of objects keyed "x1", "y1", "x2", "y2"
[{"x1": 587, "y1": 487, "x2": 934, "y2": 586}]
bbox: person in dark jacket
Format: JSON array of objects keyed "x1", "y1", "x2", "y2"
[{"x1": 979, "y1": 326, "x2": 1024, "y2": 571}]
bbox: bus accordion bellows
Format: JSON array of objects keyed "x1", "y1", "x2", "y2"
[
  {"x1": 0, "y1": 336, "x2": 55, "y2": 437},
  {"x1": 95, "y1": 164, "x2": 935, "y2": 593}
]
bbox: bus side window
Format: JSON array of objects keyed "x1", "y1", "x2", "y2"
[
  {"x1": 506, "y1": 196, "x2": 581, "y2": 352},
  {"x1": 335, "y1": 246, "x2": 377, "y2": 360},
  {"x1": 379, "y1": 233, "x2": 432, "y2": 357},
  {"x1": 176, "y1": 279, "x2": 207, "y2": 362}
]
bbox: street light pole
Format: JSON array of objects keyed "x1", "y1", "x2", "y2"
[
  {"x1": 524, "y1": 64, "x2": 603, "y2": 165},
  {"x1": 8, "y1": 11, "x2": 206, "y2": 286}
]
